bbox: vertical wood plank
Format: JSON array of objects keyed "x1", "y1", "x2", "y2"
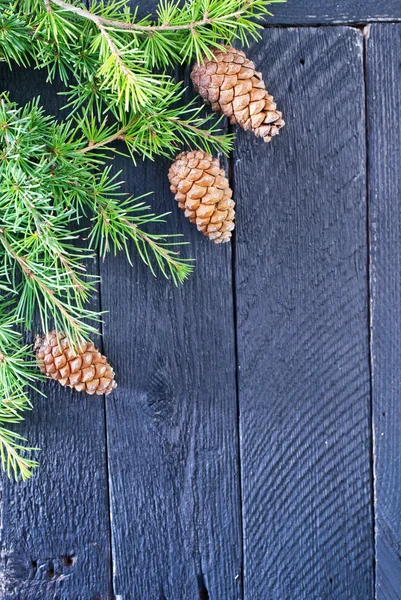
[
  {"x1": 99, "y1": 49, "x2": 242, "y2": 595},
  {"x1": 366, "y1": 23, "x2": 401, "y2": 600},
  {"x1": 113, "y1": 0, "x2": 401, "y2": 26},
  {"x1": 0, "y1": 67, "x2": 112, "y2": 600},
  {"x1": 265, "y1": 1, "x2": 401, "y2": 25},
  {"x1": 233, "y1": 28, "x2": 374, "y2": 599},
  {"x1": 100, "y1": 144, "x2": 243, "y2": 598},
  {"x1": 100, "y1": 153, "x2": 242, "y2": 598}
]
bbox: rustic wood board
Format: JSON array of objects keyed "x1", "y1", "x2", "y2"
[
  {"x1": 233, "y1": 27, "x2": 374, "y2": 599},
  {"x1": 99, "y1": 130, "x2": 242, "y2": 597},
  {"x1": 134, "y1": 0, "x2": 401, "y2": 24},
  {"x1": 0, "y1": 4, "x2": 394, "y2": 599},
  {"x1": 0, "y1": 67, "x2": 112, "y2": 600},
  {"x1": 367, "y1": 24, "x2": 401, "y2": 600},
  {"x1": 266, "y1": 1, "x2": 401, "y2": 25}
]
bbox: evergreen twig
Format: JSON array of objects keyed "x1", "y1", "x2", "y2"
[{"x1": 0, "y1": 0, "x2": 283, "y2": 479}]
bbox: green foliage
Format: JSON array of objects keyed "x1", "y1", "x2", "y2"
[
  {"x1": 0, "y1": 314, "x2": 40, "y2": 481},
  {"x1": 0, "y1": 0, "x2": 284, "y2": 128},
  {"x1": 0, "y1": 0, "x2": 283, "y2": 479},
  {"x1": 0, "y1": 92, "x2": 195, "y2": 478}
]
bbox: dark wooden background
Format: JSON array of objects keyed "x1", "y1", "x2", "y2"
[{"x1": 1, "y1": 1, "x2": 400, "y2": 599}]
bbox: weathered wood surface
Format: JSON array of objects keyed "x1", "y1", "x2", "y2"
[
  {"x1": 135, "y1": 0, "x2": 401, "y2": 24},
  {"x1": 99, "y1": 142, "x2": 242, "y2": 598},
  {"x1": 266, "y1": 1, "x2": 401, "y2": 25},
  {"x1": 0, "y1": 69, "x2": 112, "y2": 600},
  {"x1": 367, "y1": 24, "x2": 401, "y2": 600},
  {"x1": 1, "y1": 6, "x2": 398, "y2": 600},
  {"x1": 233, "y1": 27, "x2": 374, "y2": 599}
]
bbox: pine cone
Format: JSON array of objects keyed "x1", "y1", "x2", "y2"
[
  {"x1": 168, "y1": 150, "x2": 235, "y2": 243},
  {"x1": 191, "y1": 46, "x2": 285, "y2": 142},
  {"x1": 35, "y1": 331, "x2": 117, "y2": 396}
]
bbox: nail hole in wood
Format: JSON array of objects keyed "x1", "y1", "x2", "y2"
[
  {"x1": 329, "y1": 577, "x2": 333, "y2": 585},
  {"x1": 63, "y1": 554, "x2": 76, "y2": 567},
  {"x1": 46, "y1": 561, "x2": 55, "y2": 579},
  {"x1": 31, "y1": 559, "x2": 37, "y2": 570},
  {"x1": 300, "y1": 58, "x2": 305, "y2": 65},
  {"x1": 382, "y1": 412, "x2": 386, "y2": 417}
]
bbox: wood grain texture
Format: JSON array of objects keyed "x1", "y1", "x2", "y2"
[
  {"x1": 266, "y1": 1, "x2": 401, "y2": 25},
  {"x1": 0, "y1": 67, "x2": 112, "y2": 600},
  {"x1": 366, "y1": 24, "x2": 401, "y2": 600},
  {"x1": 233, "y1": 28, "x2": 374, "y2": 599},
  {"x1": 127, "y1": 0, "x2": 401, "y2": 24},
  {"x1": 99, "y1": 88, "x2": 242, "y2": 599}
]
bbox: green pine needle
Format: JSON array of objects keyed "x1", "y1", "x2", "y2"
[
  {"x1": 0, "y1": 315, "x2": 41, "y2": 480},
  {"x1": 0, "y1": 0, "x2": 283, "y2": 480}
]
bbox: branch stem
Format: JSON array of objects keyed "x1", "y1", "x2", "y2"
[
  {"x1": 49, "y1": 0, "x2": 254, "y2": 32},
  {"x1": 98, "y1": 22, "x2": 130, "y2": 76},
  {"x1": 78, "y1": 124, "x2": 131, "y2": 154},
  {"x1": 78, "y1": 116, "x2": 223, "y2": 154}
]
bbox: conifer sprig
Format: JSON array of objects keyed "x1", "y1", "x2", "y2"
[
  {"x1": 0, "y1": 0, "x2": 283, "y2": 479},
  {"x1": 1, "y1": 0, "x2": 283, "y2": 138},
  {"x1": 0, "y1": 315, "x2": 40, "y2": 481},
  {"x1": 40, "y1": 0, "x2": 281, "y2": 65},
  {"x1": 73, "y1": 93, "x2": 234, "y2": 160},
  {"x1": 0, "y1": 92, "x2": 194, "y2": 478}
]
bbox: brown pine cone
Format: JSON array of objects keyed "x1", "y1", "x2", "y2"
[
  {"x1": 35, "y1": 331, "x2": 117, "y2": 396},
  {"x1": 191, "y1": 46, "x2": 285, "y2": 142},
  {"x1": 168, "y1": 150, "x2": 235, "y2": 243}
]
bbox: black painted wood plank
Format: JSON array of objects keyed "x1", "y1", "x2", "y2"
[
  {"x1": 127, "y1": 0, "x2": 401, "y2": 25},
  {"x1": 366, "y1": 24, "x2": 401, "y2": 600},
  {"x1": 0, "y1": 67, "x2": 112, "y2": 600},
  {"x1": 233, "y1": 28, "x2": 373, "y2": 599},
  {"x1": 99, "y1": 110, "x2": 242, "y2": 600},
  {"x1": 267, "y1": 1, "x2": 401, "y2": 25}
]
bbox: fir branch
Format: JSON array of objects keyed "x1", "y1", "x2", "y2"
[
  {"x1": 0, "y1": 316, "x2": 40, "y2": 481},
  {"x1": 85, "y1": 173, "x2": 194, "y2": 284},
  {"x1": 1, "y1": 0, "x2": 279, "y2": 153},
  {"x1": 49, "y1": 0, "x2": 265, "y2": 33},
  {"x1": 0, "y1": 228, "x2": 99, "y2": 343},
  {"x1": 0, "y1": 0, "x2": 285, "y2": 481},
  {"x1": 77, "y1": 111, "x2": 232, "y2": 159},
  {"x1": 0, "y1": 427, "x2": 38, "y2": 481},
  {"x1": 92, "y1": 23, "x2": 167, "y2": 111},
  {"x1": 74, "y1": 88, "x2": 233, "y2": 160},
  {"x1": 0, "y1": 93, "x2": 192, "y2": 287},
  {"x1": 4, "y1": 0, "x2": 283, "y2": 83},
  {"x1": 0, "y1": 6, "x2": 33, "y2": 67},
  {"x1": 44, "y1": 0, "x2": 283, "y2": 66}
]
